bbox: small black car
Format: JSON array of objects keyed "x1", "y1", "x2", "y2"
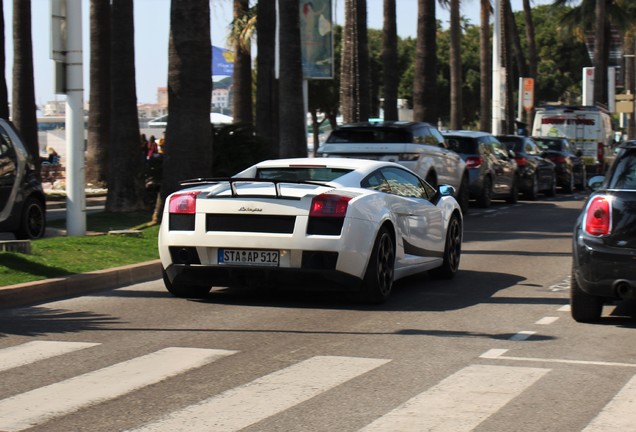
[
  {"x1": 571, "y1": 140, "x2": 636, "y2": 322},
  {"x1": 0, "y1": 119, "x2": 46, "y2": 239},
  {"x1": 533, "y1": 136, "x2": 586, "y2": 193},
  {"x1": 497, "y1": 135, "x2": 556, "y2": 200}
]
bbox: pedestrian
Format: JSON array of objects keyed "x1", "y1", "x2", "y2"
[
  {"x1": 147, "y1": 135, "x2": 158, "y2": 159},
  {"x1": 140, "y1": 133, "x2": 149, "y2": 160}
]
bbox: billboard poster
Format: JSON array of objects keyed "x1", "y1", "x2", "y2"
[
  {"x1": 212, "y1": 46, "x2": 234, "y2": 77},
  {"x1": 300, "y1": 0, "x2": 334, "y2": 79}
]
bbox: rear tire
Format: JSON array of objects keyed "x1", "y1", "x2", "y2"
[
  {"x1": 15, "y1": 197, "x2": 46, "y2": 240},
  {"x1": 524, "y1": 176, "x2": 538, "y2": 200},
  {"x1": 545, "y1": 173, "x2": 557, "y2": 197},
  {"x1": 162, "y1": 270, "x2": 211, "y2": 299},
  {"x1": 505, "y1": 177, "x2": 518, "y2": 204},
  {"x1": 563, "y1": 172, "x2": 574, "y2": 194},
  {"x1": 570, "y1": 269, "x2": 603, "y2": 322},
  {"x1": 476, "y1": 177, "x2": 492, "y2": 208},
  {"x1": 431, "y1": 214, "x2": 461, "y2": 279},
  {"x1": 360, "y1": 227, "x2": 395, "y2": 304},
  {"x1": 457, "y1": 175, "x2": 470, "y2": 214}
]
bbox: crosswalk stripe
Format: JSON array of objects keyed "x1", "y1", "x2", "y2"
[
  {"x1": 583, "y1": 374, "x2": 636, "y2": 431},
  {"x1": 0, "y1": 341, "x2": 100, "y2": 373},
  {"x1": 0, "y1": 347, "x2": 237, "y2": 432},
  {"x1": 128, "y1": 355, "x2": 390, "y2": 432},
  {"x1": 359, "y1": 364, "x2": 550, "y2": 432}
]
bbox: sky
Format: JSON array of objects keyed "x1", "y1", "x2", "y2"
[{"x1": 3, "y1": 0, "x2": 562, "y2": 108}]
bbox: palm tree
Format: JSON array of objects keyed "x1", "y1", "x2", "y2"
[
  {"x1": 413, "y1": 0, "x2": 437, "y2": 122},
  {"x1": 593, "y1": 0, "x2": 608, "y2": 106},
  {"x1": 0, "y1": 0, "x2": 9, "y2": 120},
  {"x1": 449, "y1": 0, "x2": 463, "y2": 129},
  {"x1": 255, "y1": 0, "x2": 278, "y2": 156},
  {"x1": 522, "y1": 0, "x2": 538, "y2": 80},
  {"x1": 278, "y1": 0, "x2": 306, "y2": 157},
  {"x1": 479, "y1": 0, "x2": 491, "y2": 131},
  {"x1": 162, "y1": 0, "x2": 213, "y2": 198},
  {"x1": 11, "y1": 0, "x2": 38, "y2": 168},
  {"x1": 340, "y1": 0, "x2": 370, "y2": 123},
  {"x1": 231, "y1": 0, "x2": 253, "y2": 124},
  {"x1": 86, "y1": 0, "x2": 110, "y2": 186},
  {"x1": 106, "y1": 0, "x2": 144, "y2": 212},
  {"x1": 382, "y1": 0, "x2": 398, "y2": 121}
]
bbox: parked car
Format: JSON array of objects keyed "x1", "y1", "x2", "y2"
[
  {"x1": 571, "y1": 140, "x2": 636, "y2": 322},
  {"x1": 316, "y1": 121, "x2": 470, "y2": 212},
  {"x1": 496, "y1": 135, "x2": 556, "y2": 200},
  {"x1": 533, "y1": 136, "x2": 586, "y2": 193},
  {"x1": 444, "y1": 130, "x2": 518, "y2": 208},
  {"x1": 159, "y1": 158, "x2": 463, "y2": 303},
  {"x1": 0, "y1": 119, "x2": 46, "y2": 239}
]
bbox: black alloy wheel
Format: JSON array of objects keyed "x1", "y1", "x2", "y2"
[
  {"x1": 361, "y1": 227, "x2": 395, "y2": 304},
  {"x1": 15, "y1": 197, "x2": 46, "y2": 240},
  {"x1": 431, "y1": 214, "x2": 462, "y2": 279}
]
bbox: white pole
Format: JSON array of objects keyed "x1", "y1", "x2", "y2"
[
  {"x1": 491, "y1": 0, "x2": 501, "y2": 135},
  {"x1": 65, "y1": 0, "x2": 85, "y2": 236}
]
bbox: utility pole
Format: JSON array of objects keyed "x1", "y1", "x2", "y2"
[{"x1": 491, "y1": 0, "x2": 502, "y2": 135}]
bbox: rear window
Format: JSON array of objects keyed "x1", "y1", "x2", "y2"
[
  {"x1": 256, "y1": 167, "x2": 352, "y2": 182},
  {"x1": 445, "y1": 137, "x2": 478, "y2": 154},
  {"x1": 499, "y1": 138, "x2": 524, "y2": 152},
  {"x1": 607, "y1": 150, "x2": 636, "y2": 189},
  {"x1": 535, "y1": 139, "x2": 561, "y2": 151},
  {"x1": 327, "y1": 128, "x2": 412, "y2": 143}
]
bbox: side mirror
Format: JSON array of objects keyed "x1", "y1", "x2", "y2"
[
  {"x1": 587, "y1": 175, "x2": 604, "y2": 191},
  {"x1": 438, "y1": 184, "x2": 456, "y2": 197}
]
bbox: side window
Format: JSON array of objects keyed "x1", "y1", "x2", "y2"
[
  {"x1": 0, "y1": 131, "x2": 17, "y2": 177},
  {"x1": 361, "y1": 170, "x2": 391, "y2": 193},
  {"x1": 524, "y1": 141, "x2": 537, "y2": 155},
  {"x1": 492, "y1": 139, "x2": 508, "y2": 158},
  {"x1": 380, "y1": 167, "x2": 432, "y2": 199},
  {"x1": 428, "y1": 128, "x2": 446, "y2": 147}
]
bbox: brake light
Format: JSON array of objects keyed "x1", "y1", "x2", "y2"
[
  {"x1": 516, "y1": 156, "x2": 528, "y2": 167},
  {"x1": 310, "y1": 194, "x2": 351, "y2": 217},
  {"x1": 549, "y1": 155, "x2": 567, "y2": 164},
  {"x1": 584, "y1": 196, "x2": 611, "y2": 236},
  {"x1": 465, "y1": 156, "x2": 483, "y2": 168},
  {"x1": 597, "y1": 142, "x2": 604, "y2": 162},
  {"x1": 169, "y1": 191, "x2": 200, "y2": 214}
]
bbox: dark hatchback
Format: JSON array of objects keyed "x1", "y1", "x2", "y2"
[
  {"x1": 571, "y1": 140, "x2": 636, "y2": 322},
  {"x1": 533, "y1": 136, "x2": 586, "y2": 193},
  {"x1": 496, "y1": 135, "x2": 556, "y2": 200},
  {"x1": 0, "y1": 119, "x2": 46, "y2": 239}
]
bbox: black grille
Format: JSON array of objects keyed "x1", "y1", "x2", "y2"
[
  {"x1": 307, "y1": 217, "x2": 345, "y2": 235},
  {"x1": 169, "y1": 247, "x2": 201, "y2": 265},
  {"x1": 302, "y1": 251, "x2": 339, "y2": 270},
  {"x1": 169, "y1": 214, "x2": 195, "y2": 231},
  {"x1": 206, "y1": 214, "x2": 296, "y2": 233}
]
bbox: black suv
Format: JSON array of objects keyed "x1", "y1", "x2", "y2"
[
  {"x1": 0, "y1": 119, "x2": 46, "y2": 239},
  {"x1": 444, "y1": 130, "x2": 518, "y2": 208},
  {"x1": 571, "y1": 140, "x2": 636, "y2": 322}
]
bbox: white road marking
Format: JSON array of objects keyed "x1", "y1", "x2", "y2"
[
  {"x1": 583, "y1": 375, "x2": 636, "y2": 431},
  {"x1": 359, "y1": 364, "x2": 549, "y2": 432},
  {"x1": 129, "y1": 356, "x2": 390, "y2": 432},
  {"x1": 535, "y1": 317, "x2": 559, "y2": 325},
  {"x1": 480, "y1": 349, "x2": 636, "y2": 368},
  {"x1": 0, "y1": 341, "x2": 99, "y2": 373},
  {"x1": 558, "y1": 304, "x2": 571, "y2": 312},
  {"x1": 0, "y1": 347, "x2": 237, "y2": 432},
  {"x1": 509, "y1": 331, "x2": 536, "y2": 341}
]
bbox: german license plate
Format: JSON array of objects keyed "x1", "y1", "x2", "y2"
[{"x1": 218, "y1": 249, "x2": 280, "y2": 266}]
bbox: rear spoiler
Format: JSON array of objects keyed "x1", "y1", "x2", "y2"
[{"x1": 179, "y1": 177, "x2": 332, "y2": 198}]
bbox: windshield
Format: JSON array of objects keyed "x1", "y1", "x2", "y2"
[{"x1": 256, "y1": 167, "x2": 352, "y2": 182}]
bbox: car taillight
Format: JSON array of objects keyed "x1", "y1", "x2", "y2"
[
  {"x1": 549, "y1": 155, "x2": 567, "y2": 164},
  {"x1": 584, "y1": 196, "x2": 611, "y2": 236},
  {"x1": 169, "y1": 191, "x2": 201, "y2": 214},
  {"x1": 515, "y1": 156, "x2": 528, "y2": 167},
  {"x1": 465, "y1": 156, "x2": 483, "y2": 168},
  {"x1": 597, "y1": 142, "x2": 604, "y2": 162},
  {"x1": 310, "y1": 194, "x2": 351, "y2": 217}
]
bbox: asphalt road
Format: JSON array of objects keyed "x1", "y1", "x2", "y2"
[{"x1": 2, "y1": 191, "x2": 636, "y2": 432}]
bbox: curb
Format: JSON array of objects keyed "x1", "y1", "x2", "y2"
[{"x1": 0, "y1": 260, "x2": 162, "y2": 309}]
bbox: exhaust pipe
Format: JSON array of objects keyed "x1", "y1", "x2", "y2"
[{"x1": 614, "y1": 280, "x2": 635, "y2": 299}]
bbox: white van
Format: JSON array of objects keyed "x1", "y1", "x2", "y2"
[{"x1": 532, "y1": 106, "x2": 615, "y2": 174}]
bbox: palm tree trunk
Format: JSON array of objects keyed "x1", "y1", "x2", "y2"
[
  {"x1": 593, "y1": 0, "x2": 607, "y2": 107},
  {"x1": 413, "y1": 0, "x2": 437, "y2": 122},
  {"x1": 449, "y1": 0, "x2": 462, "y2": 130},
  {"x1": 382, "y1": 0, "x2": 398, "y2": 121},
  {"x1": 479, "y1": 0, "x2": 491, "y2": 132},
  {"x1": 86, "y1": 0, "x2": 110, "y2": 186},
  {"x1": 255, "y1": 0, "x2": 278, "y2": 156},
  {"x1": 162, "y1": 0, "x2": 212, "y2": 198},
  {"x1": 278, "y1": 0, "x2": 306, "y2": 157},
  {"x1": 0, "y1": 0, "x2": 9, "y2": 120},
  {"x1": 232, "y1": 0, "x2": 253, "y2": 124},
  {"x1": 106, "y1": 0, "x2": 144, "y2": 212},
  {"x1": 11, "y1": 0, "x2": 39, "y2": 169}
]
